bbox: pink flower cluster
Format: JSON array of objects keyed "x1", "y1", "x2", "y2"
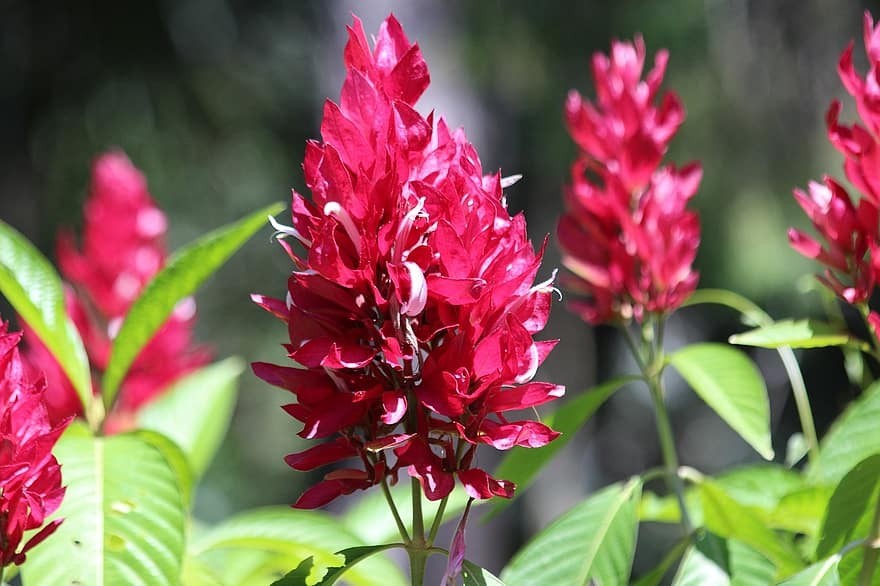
[
  {"x1": 558, "y1": 36, "x2": 702, "y2": 324},
  {"x1": 253, "y1": 15, "x2": 563, "y2": 508},
  {"x1": 790, "y1": 12, "x2": 880, "y2": 318},
  {"x1": 25, "y1": 152, "x2": 210, "y2": 432},
  {"x1": 0, "y1": 321, "x2": 68, "y2": 567}
]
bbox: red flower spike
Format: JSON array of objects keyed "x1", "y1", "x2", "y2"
[
  {"x1": 253, "y1": 13, "x2": 563, "y2": 509},
  {"x1": 560, "y1": 38, "x2": 701, "y2": 325},
  {"x1": 791, "y1": 12, "x2": 880, "y2": 305},
  {"x1": 0, "y1": 321, "x2": 69, "y2": 567},
  {"x1": 23, "y1": 152, "x2": 211, "y2": 431}
]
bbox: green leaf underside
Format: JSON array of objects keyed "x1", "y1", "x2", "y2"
[
  {"x1": 489, "y1": 375, "x2": 638, "y2": 519},
  {"x1": 21, "y1": 423, "x2": 188, "y2": 585},
  {"x1": 271, "y1": 544, "x2": 403, "y2": 586},
  {"x1": 698, "y1": 480, "x2": 803, "y2": 577},
  {"x1": 672, "y1": 538, "x2": 730, "y2": 586},
  {"x1": 808, "y1": 381, "x2": 880, "y2": 484},
  {"x1": 462, "y1": 560, "x2": 506, "y2": 586},
  {"x1": 0, "y1": 220, "x2": 91, "y2": 410},
  {"x1": 729, "y1": 320, "x2": 850, "y2": 349},
  {"x1": 501, "y1": 478, "x2": 642, "y2": 586},
  {"x1": 728, "y1": 540, "x2": 775, "y2": 585},
  {"x1": 192, "y1": 507, "x2": 404, "y2": 586},
  {"x1": 137, "y1": 357, "x2": 244, "y2": 479},
  {"x1": 817, "y1": 454, "x2": 880, "y2": 559},
  {"x1": 838, "y1": 547, "x2": 880, "y2": 586},
  {"x1": 778, "y1": 556, "x2": 841, "y2": 586},
  {"x1": 102, "y1": 201, "x2": 283, "y2": 409},
  {"x1": 668, "y1": 343, "x2": 774, "y2": 460}
]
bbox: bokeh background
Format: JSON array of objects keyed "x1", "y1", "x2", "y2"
[{"x1": 2, "y1": 0, "x2": 879, "y2": 579}]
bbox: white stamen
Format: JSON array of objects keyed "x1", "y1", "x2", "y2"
[
  {"x1": 500, "y1": 174, "x2": 523, "y2": 188},
  {"x1": 401, "y1": 261, "x2": 428, "y2": 317},
  {"x1": 323, "y1": 202, "x2": 361, "y2": 253},
  {"x1": 268, "y1": 215, "x2": 312, "y2": 247},
  {"x1": 514, "y1": 343, "x2": 540, "y2": 384}
]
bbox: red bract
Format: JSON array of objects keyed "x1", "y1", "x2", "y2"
[
  {"x1": 253, "y1": 14, "x2": 563, "y2": 509},
  {"x1": 24, "y1": 152, "x2": 210, "y2": 432},
  {"x1": 0, "y1": 321, "x2": 68, "y2": 567},
  {"x1": 559, "y1": 38, "x2": 701, "y2": 325},
  {"x1": 791, "y1": 12, "x2": 880, "y2": 304}
]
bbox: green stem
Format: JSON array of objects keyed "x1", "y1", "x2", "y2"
[
  {"x1": 408, "y1": 547, "x2": 428, "y2": 586},
  {"x1": 626, "y1": 315, "x2": 692, "y2": 534},
  {"x1": 684, "y1": 288, "x2": 819, "y2": 465},
  {"x1": 379, "y1": 476, "x2": 410, "y2": 545},
  {"x1": 858, "y1": 496, "x2": 880, "y2": 586},
  {"x1": 647, "y1": 372, "x2": 693, "y2": 533},
  {"x1": 411, "y1": 477, "x2": 425, "y2": 544},
  {"x1": 427, "y1": 493, "x2": 450, "y2": 545}
]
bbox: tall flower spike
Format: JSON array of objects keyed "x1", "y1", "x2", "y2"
[
  {"x1": 23, "y1": 152, "x2": 211, "y2": 432},
  {"x1": 0, "y1": 320, "x2": 69, "y2": 567},
  {"x1": 253, "y1": 13, "x2": 563, "y2": 509},
  {"x1": 559, "y1": 37, "x2": 701, "y2": 325},
  {"x1": 791, "y1": 11, "x2": 880, "y2": 304}
]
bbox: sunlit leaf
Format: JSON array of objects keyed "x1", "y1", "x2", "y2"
[
  {"x1": 0, "y1": 220, "x2": 91, "y2": 412},
  {"x1": 778, "y1": 556, "x2": 841, "y2": 586},
  {"x1": 21, "y1": 423, "x2": 189, "y2": 585},
  {"x1": 192, "y1": 507, "x2": 404, "y2": 586},
  {"x1": 816, "y1": 454, "x2": 880, "y2": 559},
  {"x1": 502, "y1": 478, "x2": 642, "y2": 586},
  {"x1": 668, "y1": 343, "x2": 773, "y2": 460},
  {"x1": 808, "y1": 382, "x2": 880, "y2": 484},
  {"x1": 270, "y1": 545, "x2": 403, "y2": 586},
  {"x1": 729, "y1": 320, "x2": 850, "y2": 349},
  {"x1": 102, "y1": 202, "x2": 283, "y2": 409},
  {"x1": 137, "y1": 357, "x2": 244, "y2": 479},
  {"x1": 698, "y1": 480, "x2": 803, "y2": 577}
]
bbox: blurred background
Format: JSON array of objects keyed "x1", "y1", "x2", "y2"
[{"x1": 1, "y1": 0, "x2": 879, "y2": 580}]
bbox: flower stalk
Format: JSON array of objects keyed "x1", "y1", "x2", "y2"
[{"x1": 623, "y1": 317, "x2": 692, "y2": 533}]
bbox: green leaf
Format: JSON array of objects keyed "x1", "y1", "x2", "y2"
[
  {"x1": 488, "y1": 375, "x2": 637, "y2": 519},
  {"x1": 501, "y1": 478, "x2": 642, "y2": 586},
  {"x1": 672, "y1": 533, "x2": 731, "y2": 586},
  {"x1": 271, "y1": 545, "x2": 403, "y2": 586},
  {"x1": 728, "y1": 540, "x2": 775, "y2": 585},
  {"x1": 769, "y1": 487, "x2": 833, "y2": 536},
  {"x1": 192, "y1": 507, "x2": 404, "y2": 586},
  {"x1": 21, "y1": 423, "x2": 188, "y2": 585},
  {"x1": 838, "y1": 547, "x2": 880, "y2": 586},
  {"x1": 271, "y1": 557, "x2": 314, "y2": 586},
  {"x1": 698, "y1": 480, "x2": 803, "y2": 577},
  {"x1": 816, "y1": 454, "x2": 880, "y2": 559},
  {"x1": 808, "y1": 382, "x2": 880, "y2": 484},
  {"x1": 778, "y1": 556, "x2": 841, "y2": 586},
  {"x1": 786, "y1": 433, "x2": 810, "y2": 468},
  {"x1": 0, "y1": 220, "x2": 91, "y2": 412},
  {"x1": 181, "y1": 556, "x2": 226, "y2": 586},
  {"x1": 667, "y1": 343, "x2": 774, "y2": 460},
  {"x1": 633, "y1": 535, "x2": 692, "y2": 586},
  {"x1": 343, "y1": 484, "x2": 470, "y2": 545},
  {"x1": 728, "y1": 320, "x2": 850, "y2": 349},
  {"x1": 137, "y1": 358, "x2": 244, "y2": 478},
  {"x1": 462, "y1": 560, "x2": 505, "y2": 586},
  {"x1": 102, "y1": 202, "x2": 283, "y2": 409}
]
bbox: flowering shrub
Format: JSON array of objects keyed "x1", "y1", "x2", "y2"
[{"x1": 1, "y1": 9, "x2": 880, "y2": 586}]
